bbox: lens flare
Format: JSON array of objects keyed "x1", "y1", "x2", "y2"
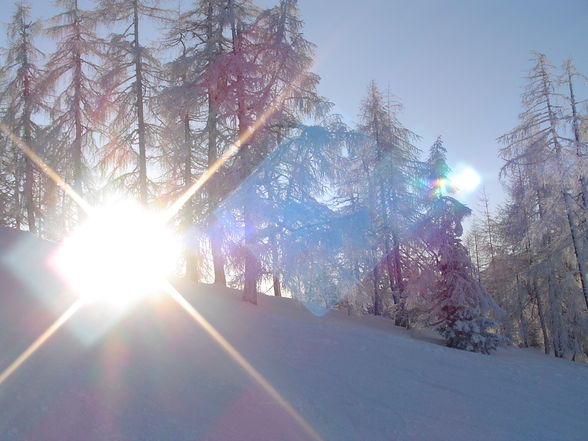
[{"x1": 50, "y1": 201, "x2": 180, "y2": 308}]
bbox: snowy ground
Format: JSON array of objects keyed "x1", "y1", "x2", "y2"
[{"x1": 1, "y1": 228, "x2": 587, "y2": 441}]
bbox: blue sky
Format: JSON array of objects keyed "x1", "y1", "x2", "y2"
[
  {"x1": 280, "y1": 0, "x2": 588, "y2": 213},
  {"x1": 3, "y1": 0, "x2": 588, "y2": 215}
]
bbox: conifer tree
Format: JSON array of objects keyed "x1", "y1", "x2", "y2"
[
  {"x1": 500, "y1": 53, "x2": 588, "y2": 311},
  {"x1": 421, "y1": 138, "x2": 506, "y2": 353},
  {"x1": 43, "y1": 0, "x2": 108, "y2": 222},
  {"x1": 243, "y1": 0, "x2": 328, "y2": 299},
  {"x1": 168, "y1": 0, "x2": 236, "y2": 286},
  {"x1": 496, "y1": 54, "x2": 588, "y2": 358},
  {"x1": 157, "y1": 5, "x2": 209, "y2": 280},
  {"x1": 0, "y1": 2, "x2": 46, "y2": 234},
  {"x1": 97, "y1": 0, "x2": 169, "y2": 204},
  {"x1": 356, "y1": 80, "x2": 418, "y2": 323},
  {"x1": 221, "y1": 0, "x2": 323, "y2": 304}
]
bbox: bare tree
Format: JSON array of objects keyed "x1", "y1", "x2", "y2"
[
  {"x1": 0, "y1": 2, "x2": 46, "y2": 234},
  {"x1": 97, "y1": 0, "x2": 169, "y2": 204},
  {"x1": 43, "y1": 0, "x2": 108, "y2": 223}
]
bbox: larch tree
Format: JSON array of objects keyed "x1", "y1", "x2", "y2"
[
  {"x1": 42, "y1": 0, "x2": 108, "y2": 224},
  {"x1": 97, "y1": 0, "x2": 169, "y2": 204},
  {"x1": 220, "y1": 0, "x2": 324, "y2": 304},
  {"x1": 562, "y1": 58, "x2": 588, "y2": 214},
  {"x1": 0, "y1": 2, "x2": 46, "y2": 234},
  {"x1": 180, "y1": 0, "x2": 237, "y2": 287},
  {"x1": 356, "y1": 80, "x2": 419, "y2": 324},
  {"x1": 244, "y1": 0, "x2": 328, "y2": 299},
  {"x1": 495, "y1": 54, "x2": 588, "y2": 358},
  {"x1": 500, "y1": 53, "x2": 588, "y2": 311},
  {"x1": 157, "y1": 4, "x2": 210, "y2": 281}
]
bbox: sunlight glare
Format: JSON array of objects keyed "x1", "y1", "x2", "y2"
[
  {"x1": 50, "y1": 201, "x2": 180, "y2": 308},
  {"x1": 449, "y1": 164, "x2": 481, "y2": 194}
]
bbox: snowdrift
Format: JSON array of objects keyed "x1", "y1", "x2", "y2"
[{"x1": 0, "y1": 228, "x2": 587, "y2": 441}]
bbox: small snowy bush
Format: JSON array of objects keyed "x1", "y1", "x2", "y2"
[{"x1": 438, "y1": 307, "x2": 510, "y2": 354}]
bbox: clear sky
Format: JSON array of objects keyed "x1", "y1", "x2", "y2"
[{"x1": 3, "y1": 0, "x2": 588, "y2": 216}]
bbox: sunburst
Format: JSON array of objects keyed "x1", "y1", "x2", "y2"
[{"x1": 0, "y1": 80, "x2": 324, "y2": 440}]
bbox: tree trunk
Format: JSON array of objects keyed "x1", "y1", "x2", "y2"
[
  {"x1": 530, "y1": 282, "x2": 551, "y2": 355},
  {"x1": 367, "y1": 179, "x2": 380, "y2": 316},
  {"x1": 531, "y1": 280, "x2": 550, "y2": 355},
  {"x1": 372, "y1": 263, "x2": 381, "y2": 316},
  {"x1": 544, "y1": 67, "x2": 588, "y2": 310},
  {"x1": 14, "y1": 154, "x2": 21, "y2": 230},
  {"x1": 563, "y1": 189, "x2": 588, "y2": 309},
  {"x1": 209, "y1": 214, "x2": 226, "y2": 285},
  {"x1": 182, "y1": 112, "x2": 199, "y2": 281},
  {"x1": 72, "y1": 2, "x2": 84, "y2": 222},
  {"x1": 206, "y1": 0, "x2": 225, "y2": 286},
  {"x1": 515, "y1": 274, "x2": 529, "y2": 347},
  {"x1": 22, "y1": 22, "x2": 36, "y2": 235},
  {"x1": 273, "y1": 275, "x2": 282, "y2": 297},
  {"x1": 547, "y1": 273, "x2": 564, "y2": 358},
  {"x1": 391, "y1": 231, "x2": 407, "y2": 327},
  {"x1": 565, "y1": 60, "x2": 588, "y2": 211},
  {"x1": 385, "y1": 235, "x2": 396, "y2": 297},
  {"x1": 270, "y1": 235, "x2": 282, "y2": 297},
  {"x1": 24, "y1": 156, "x2": 35, "y2": 235},
  {"x1": 133, "y1": 0, "x2": 148, "y2": 204},
  {"x1": 230, "y1": 9, "x2": 258, "y2": 305},
  {"x1": 242, "y1": 204, "x2": 258, "y2": 305}
]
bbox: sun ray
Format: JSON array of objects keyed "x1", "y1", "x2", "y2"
[
  {"x1": 0, "y1": 299, "x2": 83, "y2": 387},
  {"x1": 162, "y1": 281, "x2": 325, "y2": 441},
  {"x1": 0, "y1": 122, "x2": 92, "y2": 215}
]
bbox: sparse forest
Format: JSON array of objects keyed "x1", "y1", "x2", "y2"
[
  {"x1": 466, "y1": 54, "x2": 588, "y2": 360},
  {"x1": 0, "y1": 0, "x2": 586, "y2": 358}
]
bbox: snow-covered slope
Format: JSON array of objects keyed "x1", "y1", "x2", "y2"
[{"x1": 1, "y1": 228, "x2": 587, "y2": 441}]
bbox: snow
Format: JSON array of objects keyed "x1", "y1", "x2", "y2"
[{"x1": 1, "y1": 228, "x2": 587, "y2": 441}]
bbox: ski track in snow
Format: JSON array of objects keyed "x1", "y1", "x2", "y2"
[{"x1": 1, "y1": 228, "x2": 587, "y2": 441}]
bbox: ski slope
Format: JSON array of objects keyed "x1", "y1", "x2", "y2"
[{"x1": 1, "y1": 228, "x2": 587, "y2": 441}]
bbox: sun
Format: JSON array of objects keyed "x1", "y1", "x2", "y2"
[
  {"x1": 50, "y1": 200, "x2": 181, "y2": 308},
  {"x1": 449, "y1": 164, "x2": 481, "y2": 195}
]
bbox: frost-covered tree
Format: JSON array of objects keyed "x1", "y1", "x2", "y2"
[
  {"x1": 463, "y1": 217, "x2": 483, "y2": 283},
  {"x1": 495, "y1": 54, "x2": 588, "y2": 359},
  {"x1": 348, "y1": 80, "x2": 419, "y2": 324},
  {"x1": 97, "y1": 0, "x2": 169, "y2": 204},
  {"x1": 500, "y1": 53, "x2": 588, "y2": 310},
  {"x1": 477, "y1": 187, "x2": 497, "y2": 264},
  {"x1": 0, "y1": 2, "x2": 46, "y2": 234},
  {"x1": 42, "y1": 0, "x2": 108, "y2": 223},
  {"x1": 218, "y1": 0, "x2": 325, "y2": 304},
  {"x1": 155, "y1": 0, "x2": 325, "y2": 300},
  {"x1": 419, "y1": 138, "x2": 506, "y2": 353},
  {"x1": 494, "y1": 167, "x2": 548, "y2": 349},
  {"x1": 242, "y1": 0, "x2": 329, "y2": 299},
  {"x1": 162, "y1": 0, "x2": 239, "y2": 286},
  {"x1": 256, "y1": 123, "x2": 342, "y2": 297},
  {"x1": 562, "y1": 58, "x2": 588, "y2": 214},
  {"x1": 156, "y1": 5, "x2": 210, "y2": 281}
]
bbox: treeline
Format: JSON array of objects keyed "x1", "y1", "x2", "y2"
[
  {"x1": 0, "y1": 0, "x2": 517, "y2": 354},
  {"x1": 466, "y1": 53, "x2": 588, "y2": 360}
]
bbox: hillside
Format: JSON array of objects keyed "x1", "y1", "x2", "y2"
[{"x1": 1, "y1": 228, "x2": 587, "y2": 441}]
